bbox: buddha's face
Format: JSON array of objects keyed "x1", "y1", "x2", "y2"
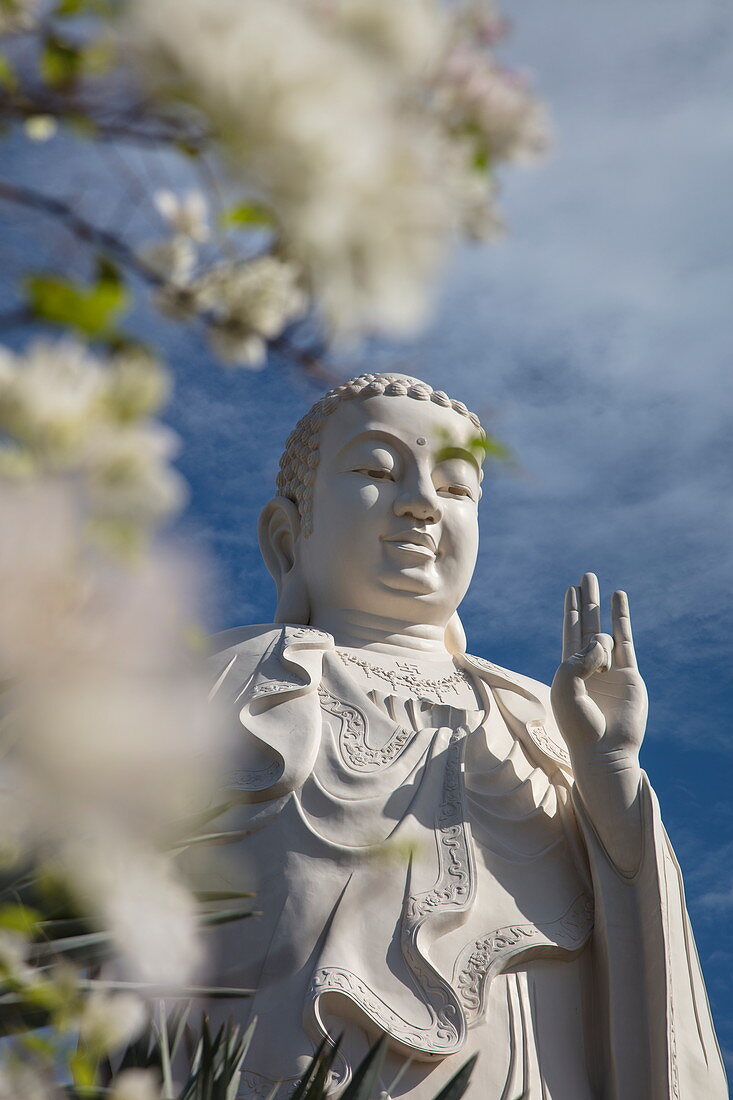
[{"x1": 297, "y1": 394, "x2": 482, "y2": 629}]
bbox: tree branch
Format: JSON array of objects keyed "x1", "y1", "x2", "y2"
[
  {"x1": 0, "y1": 181, "x2": 333, "y2": 379},
  {"x1": 0, "y1": 179, "x2": 164, "y2": 286}
]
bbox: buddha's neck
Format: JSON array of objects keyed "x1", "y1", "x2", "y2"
[{"x1": 310, "y1": 608, "x2": 449, "y2": 658}]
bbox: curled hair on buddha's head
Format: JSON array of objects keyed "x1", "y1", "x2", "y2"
[{"x1": 275, "y1": 372, "x2": 484, "y2": 537}]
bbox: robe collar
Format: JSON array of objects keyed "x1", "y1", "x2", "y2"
[{"x1": 233, "y1": 626, "x2": 572, "y2": 786}]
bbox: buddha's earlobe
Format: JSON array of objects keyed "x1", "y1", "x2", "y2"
[
  {"x1": 445, "y1": 611, "x2": 467, "y2": 655},
  {"x1": 258, "y1": 497, "x2": 311, "y2": 625}
]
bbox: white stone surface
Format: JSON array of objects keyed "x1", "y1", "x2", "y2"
[{"x1": 205, "y1": 374, "x2": 727, "y2": 1098}]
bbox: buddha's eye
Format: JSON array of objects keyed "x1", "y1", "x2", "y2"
[
  {"x1": 439, "y1": 484, "x2": 474, "y2": 500},
  {"x1": 353, "y1": 467, "x2": 395, "y2": 481}
]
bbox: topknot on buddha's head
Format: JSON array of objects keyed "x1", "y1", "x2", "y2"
[{"x1": 275, "y1": 373, "x2": 484, "y2": 536}]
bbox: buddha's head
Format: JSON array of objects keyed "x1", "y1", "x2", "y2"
[{"x1": 258, "y1": 374, "x2": 485, "y2": 651}]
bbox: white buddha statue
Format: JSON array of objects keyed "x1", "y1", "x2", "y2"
[{"x1": 206, "y1": 373, "x2": 727, "y2": 1099}]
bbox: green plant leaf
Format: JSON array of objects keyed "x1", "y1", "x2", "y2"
[
  {"x1": 429, "y1": 1054, "x2": 478, "y2": 1100},
  {"x1": 40, "y1": 35, "x2": 83, "y2": 89},
  {"x1": 218, "y1": 202, "x2": 274, "y2": 230},
  {"x1": 25, "y1": 266, "x2": 128, "y2": 338},
  {"x1": 340, "y1": 1035, "x2": 388, "y2": 1100},
  {"x1": 0, "y1": 51, "x2": 17, "y2": 89},
  {"x1": 199, "y1": 905, "x2": 255, "y2": 928},
  {"x1": 0, "y1": 902, "x2": 40, "y2": 934}
]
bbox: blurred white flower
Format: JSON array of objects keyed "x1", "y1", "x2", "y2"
[
  {"x1": 436, "y1": 46, "x2": 549, "y2": 164},
  {"x1": 67, "y1": 838, "x2": 203, "y2": 986},
  {"x1": 207, "y1": 326, "x2": 267, "y2": 369},
  {"x1": 0, "y1": 339, "x2": 183, "y2": 539},
  {"x1": 126, "y1": 0, "x2": 546, "y2": 340},
  {"x1": 0, "y1": 1063, "x2": 55, "y2": 1100},
  {"x1": 127, "y1": 0, "x2": 450, "y2": 338},
  {"x1": 111, "y1": 1069, "x2": 162, "y2": 1100},
  {"x1": 101, "y1": 350, "x2": 171, "y2": 423},
  {"x1": 85, "y1": 422, "x2": 186, "y2": 525},
  {"x1": 154, "y1": 189, "x2": 210, "y2": 242},
  {"x1": 140, "y1": 237, "x2": 196, "y2": 286},
  {"x1": 24, "y1": 116, "x2": 58, "y2": 142},
  {"x1": 0, "y1": 340, "x2": 104, "y2": 465},
  {"x1": 79, "y1": 991, "x2": 148, "y2": 1054},
  {"x1": 195, "y1": 256, "x2": 305, "y2": 338},
  {"x1": 0, "y1": 481, "x2": 230, "y2": 986},
  {"x1": 328, "y1": 0, "x2": 445, "y2": 76},
  {"x1": 0, "y1": 930, "x2": 33, "y2": 984},
  {"x1": 193, "y1": 255, "x2": 306, "y2": 366}
]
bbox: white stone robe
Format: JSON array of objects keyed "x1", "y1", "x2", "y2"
[{"x1": 202, "y1": 625, "x2": 727, "y2": 1100}]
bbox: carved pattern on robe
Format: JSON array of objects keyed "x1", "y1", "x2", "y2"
[
  {"x1": 453, "y1": 893, "x2": 594, "y2": 1024},
  {"x1": 317, "y1": 685, "x2": 415, "y2": 771}
]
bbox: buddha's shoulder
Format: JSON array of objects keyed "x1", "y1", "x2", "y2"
[
  {"x1": 462, "y1": 652, "x2": 552, "y2": 700},
  {"x1": 207, "y1": 622, "x2": 335, "y2": 684},
  {"x1": 208, "y1": 623, "x2": 282, "y2": 672}
]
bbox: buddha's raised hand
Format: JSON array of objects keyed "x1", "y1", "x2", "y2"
[{"x1": 550, "y1": 572, "x2": 647, "y2": 872}]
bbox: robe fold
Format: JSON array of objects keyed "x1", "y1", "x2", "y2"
[{"x1": 201, "y1": 624, "x2": 727, "y2": 1100}]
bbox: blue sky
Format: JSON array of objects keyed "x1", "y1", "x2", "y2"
[{"x1": 1, "y1": 0, "x2": 731, "y2": 1076}]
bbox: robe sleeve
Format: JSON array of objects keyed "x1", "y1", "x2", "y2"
[{"x1": 572, "y1": 772, "x2": 728, "y2": 1099}]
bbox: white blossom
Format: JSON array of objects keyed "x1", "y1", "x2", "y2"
[
  {"x1": 435, "y1": 45, "x2": 549, "y2": 165},
  {"x1": 0, "y1": 340, "x2": 105, "y2": 465},
  {"x1": 78, "y1": 991, "x2": 148, "y2": 1054},
  {"x1": 193, "y1": 255, "x2": 306, "y2": 365},
  {"x1": 154, "y1": 189, "x2": 210, "y2": 242},
  {"x1": 126, "y1": 0, "x2": 450, "y2": 338},
  {"x1": 126, "y1": 0, "x2": 545, "y2": 340},
  {"x1": 195, "y1": 257, "x2": 305, "y2": 337},
  {"x1": 207, "y1": 326, "x2": 267, "y2": 370},
  {"x1": 100, "y1": 349, "x2": 171, "y2": 423},
  {"x1": 0, "y1": 482, "x2": 231, "y2": 986},
  {"x1": 0, "y1": 1063, "x2": 55, "y2": 1100},
  {"x1": 24, "y1": 116, "x2": 58, "y2": 142},
  {"x1": 0, "y1": 930, "x2": 33, "y2": 984},
  {"x1": 111, "y1": 1069, "x2": 162, "y2": 1100},
  {"x1": 326, "y1": 0, "x2": 445, "y2": 76},
  {"x1": 84, "y1": 422, "x2": 186, "y2": 525},
  {"x1": 67, "y1": 839, "x2": 203, "y2": 987},
  {"x1": 0, "y1": 339, "x2": 183, "y2": 536},
  {"x1": 140, "y1": 237, "x2": 196, "y2": 286}
]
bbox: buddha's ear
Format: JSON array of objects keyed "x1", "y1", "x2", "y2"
[
  {"x1": 258, "y1": 497, "x2": 310, "y2": 625},
  {"x1": 445, "y1": 611, "x2": 467, "y2": 655}
]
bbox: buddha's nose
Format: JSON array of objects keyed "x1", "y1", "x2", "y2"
[{"x1": 394, "y1": 476, "x2": 443, "y2": 524}]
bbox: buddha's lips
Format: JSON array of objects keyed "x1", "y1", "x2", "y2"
[{"x1": 381, "y1": 531, "x2": 438, "y2": 557}]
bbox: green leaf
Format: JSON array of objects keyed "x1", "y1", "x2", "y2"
[
  {"x1": 54, "y1": 0, "x2": 87, "y2": 14},
  {"x1": 284, "y1": 1034, "x2": 333, "y2": 1100},
  {"x1": 198, "y1": 905, "x2": 255, "y2": 928},
  {"x1": 25, "y1": 268, "x2": 128, "y2": 338},
  {"x1": 218, "y1": 202, "x2": 274, "y2": 230},
  {"x1": 28, "y1": 929, "x2": 111, "y2": 965},
  {"x1": 472, "y1": 146, "x2": 491, "y2": 173},
  {"x1": 194, "y1": 890, "x2": 256, "y2": 903},
  {"x1": 69, "y1": 1047, "x2": 97, "y2": 1089},
  {"x1": 0, "y1": 52, "x2": 17, "y2": 89},
  {"x1": 340, "y1": 1035, "x2": 388, "y2": 1100},
  {"x1": 429, "y1": 1054, "x2": 478, "y2": 1100},
  {"x1": 0, "y1": 902, "x2": 40, "y2": 934},
  {"x1": 80, "y1": 41, "x2": 114, "y2": 76},
  {"x1": 65, "y1": 113, "x2": 99, "y2": 138},
  {"x1": 40, "y1": 36, "x2": 83, "y2": 89},
  {"x1": 54, "y1": 0, "x2": 115, "y2": 15}
]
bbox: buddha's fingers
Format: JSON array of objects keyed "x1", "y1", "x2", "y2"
[
  {"x1": 562, "y1": 585, "x2": 582, "y2": 662},
  {"x1": 611, "y1": 589, "x2": 638, "y2": 670},
  {"x1": 580, "y1": 572, "x2": 602, "y2": 647}
]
